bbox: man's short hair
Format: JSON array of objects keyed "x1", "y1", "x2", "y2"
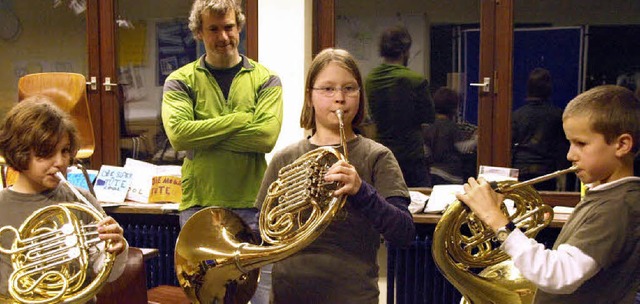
[
  {"x1": 526, "y1": 68, "x2": 553, "y2": 100},
  {"x1": 188, "y1": 0, "x2": 246, "y2": 38},
  {"x1": 379, "y1": 25, "x2": 412, "y2": 59},
  {"x1": 433, "y1": 87, "x2": 460, "y2": 118}
]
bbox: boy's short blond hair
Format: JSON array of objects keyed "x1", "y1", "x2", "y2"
[
  {"x1": 0, "y1": 96, "x2": 79, "y2": 171},
  {"x1": 563, "y1": 85, "x2": 640, "y2": 153}
]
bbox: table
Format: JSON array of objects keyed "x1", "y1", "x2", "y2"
[{"x1": 139, "y1": 247, "x2": 160, "y2": 262}]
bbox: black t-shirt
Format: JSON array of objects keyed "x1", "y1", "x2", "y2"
[{"x1": 205, "y1": 60, "x2": 243, "y2": 100}]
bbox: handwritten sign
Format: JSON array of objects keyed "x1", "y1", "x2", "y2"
[
  {"x1": 148, "y1": 175, "x2": 182, "y2": 203},
  {"x1": 124, "y1": 158, "x2": 156, "y2": 203},
  {"x1": 66, "y1": 167, "x2": 98, "y2": 191},
  {"x1": 123, "y1": 158, "x2": 181, "y2": 203},
  {"x1": 94, "y1": 165, "x2": 133, "y2": 203}
]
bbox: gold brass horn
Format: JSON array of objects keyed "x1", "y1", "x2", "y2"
[
  {"x1": 0, "y1": 173, "x2": 114, "y2": 304},
  {"x1": 432, "y1": 166, "x2": 577, "y2": 304},
  {"x1": 175, "y1": 109, "x2": 350, "y2": 303}
]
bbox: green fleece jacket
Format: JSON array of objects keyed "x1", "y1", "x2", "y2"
[{"x1": 162, "y1": 55, "x2": 283, "y2": 210}]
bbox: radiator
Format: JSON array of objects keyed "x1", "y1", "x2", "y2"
[
  {"x1": 386, "y1": 236, "x2": 462, "y2": 304},
  {"x1": 114, "y1": 213, "x2": 181, "y2": 288},
  {"x1": 387, "y1": 228, "x2": 562, "y2": 304}
]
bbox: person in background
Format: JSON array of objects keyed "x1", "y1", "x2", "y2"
[
  {"x1": 0, "y1": 96, "x2": 128, "y2": 303},
  {"x1": 365, "y1": 25, "x2": 435, "y2": 187},
  {"x1": 162, "y1": 3, "x2": 282, "y2": 302},
  {"x1": 457, "y1": 85, "x2": 640, "y2": 303},
  {"x1": 455, "y1": 119, "x2": 479, "y2": 181},
  {"x1": 423, "y1": 87, "x2": 472, "y2": 185},
  {"x1": 161, "y1": 0, "x2": 283, "y2": 230},
  {"x1": 256, "y1": 48, "x2": 415, "y2": 303},
  {"x1": 511, "y1": 68, "x2": 570, "y2": 190}
]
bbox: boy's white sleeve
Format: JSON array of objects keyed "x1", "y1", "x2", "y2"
[{"x1": 502, "y1": 229, "x2": 600, "y2": 294}]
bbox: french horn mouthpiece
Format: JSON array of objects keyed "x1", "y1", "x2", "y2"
[{"x1": 492, "y1": 166, "x2": 578, "y2": 193}]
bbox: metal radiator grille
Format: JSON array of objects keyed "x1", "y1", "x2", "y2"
[
  {"x1": 113, "y1": 213, "x2": 181, "y2": 288},
  {"x1": 386, "y1": 236, "x2": 461, "y2": 304}
]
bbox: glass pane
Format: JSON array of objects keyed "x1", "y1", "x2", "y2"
[
  {"x1": 0, "y1": 0, "x2": 87, "y2": 118},
  {"x1": 115, "y1": 0, "x2": 193, "y2": 163},
  {"x1": 513, "y1": 1, "x2": 640, "y2": 191},
  {"x1": 335, "y1": 0, "x2": 481, "y2": 183}
]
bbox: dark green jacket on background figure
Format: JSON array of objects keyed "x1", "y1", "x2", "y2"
[{"x1": 365, "y1": 63, "x2": 435, "y2": 187}]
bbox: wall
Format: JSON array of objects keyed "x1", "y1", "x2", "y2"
[
  {"x1": 3, "y1": 0, "x2": 638, "y2": 159},
  {"x1": 0, "y1": 0, "x2": 87, "y2": 115},
  {"x1": 259, "y1": 0, "x2": 312, "y2": 160}
]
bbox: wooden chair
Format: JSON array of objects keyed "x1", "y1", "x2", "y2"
[
  {"x1": 16, "y1": 72, "x2": 96, "y2": 194},
  {"x1": 96, "y1": 247, "x2": 149, "y2": 304}
]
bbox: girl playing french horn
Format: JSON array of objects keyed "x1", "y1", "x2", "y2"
[
  {"x1": 0, "y1": 96, "x2": 128, "y2": 303},
  {"x1": 254, "y1": 48, "x2": 416, "y2": 303}
]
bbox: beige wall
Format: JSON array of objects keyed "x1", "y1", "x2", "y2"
[{"x1": 0, "y1": 1, "x2": 86, "y2": 116}]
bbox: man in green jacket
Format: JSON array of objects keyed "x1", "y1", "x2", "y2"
[
  {"x1": 162, "y1": 0, "x2": 283, "y2": 229},
  {"x1": 365, "y1": 25, "x2": 435, "y2": 187}
]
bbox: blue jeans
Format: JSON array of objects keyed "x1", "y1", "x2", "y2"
[{"x1": 251, "y1": 264, "x2": 272, "y2": 304}]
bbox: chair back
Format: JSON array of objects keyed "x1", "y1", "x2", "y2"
[{"x1": 18, "y1": 72, "x2": 95, "y2": 159}]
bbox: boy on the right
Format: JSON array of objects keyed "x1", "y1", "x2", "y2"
[{"x1": 456, "y1": 85, "x2": 640, "y2": 303}]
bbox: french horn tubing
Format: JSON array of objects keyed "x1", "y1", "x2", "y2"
[
  {"x1": 0, "y1": 172, "x2": 114, "y2": 304},
  {"x1": 432, "y1": 166, "x2": 578, "y2": 304},
  {"x1": 174, "y1": 109, "x2": 350, "y2": 304}
]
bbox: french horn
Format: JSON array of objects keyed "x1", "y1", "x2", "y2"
[
  {"x1": 432, "y1": 166, "x2": 578, "y2": 304},
  {"x1": 0, "y1": 172, "x2": 114, "y2": 304},
  {"x1": 175, "y1": 109, "x2": 350, "y2": 303}
]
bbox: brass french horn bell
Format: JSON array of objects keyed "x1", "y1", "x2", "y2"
[
  {"x1": 175, "y1": 109, "x2": 350, "y2": 303},
  {"x1": 432, "y1": 166, "x2": 578, "y2": 304}
]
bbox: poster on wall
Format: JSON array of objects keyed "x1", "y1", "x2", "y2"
[{"x1": 156, "y1": 19, "x2": 197, "y2": 86}]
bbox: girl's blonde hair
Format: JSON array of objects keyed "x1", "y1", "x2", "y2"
[{"x1": 300, "y1": 48, "x2": 366, "y2": 132}]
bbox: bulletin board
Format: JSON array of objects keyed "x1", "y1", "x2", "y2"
[
  {"x1": 156, "y1": 19, "x2": 197, "y2": 86},
  {"x1": 335, "y1": 13, "x2": 426, "y2": 78}
]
